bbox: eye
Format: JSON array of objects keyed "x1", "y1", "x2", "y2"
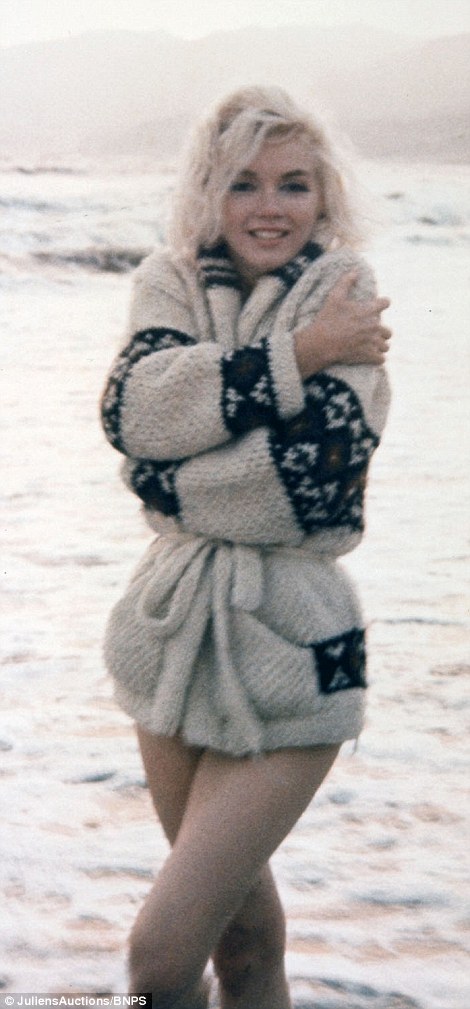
[
  {"x1": 281, "y1": 181, "x2": 310, "y2": 193},
  {"x1": 229, "y1": 180, "x2": 256, "y2": 193}
]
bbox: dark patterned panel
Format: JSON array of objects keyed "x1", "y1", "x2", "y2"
[
  {"x1": 198, "y1": 243, "x2": 242, "y2": 290},
  {"x1": 221, "y1": 340, "x2": 278, "y2": 436},
  {"x1": 271, "y1": 241, "x2": 323, "y2": 288},
  {"x1": 269, "y1": 373, "x2": 379, "y2": 533},
  {"x1": 312, "y1": 627, "x2": 366, "y2": 694},
  {"x1": 127, "y1": 458, "x2": 182, "y2": 516},
  {"x1": 198, "y1": 240, "x2": 323, "y2": 290},
  {"x1": 100, "y1": 327, "x2": 196, "y2": 453}
]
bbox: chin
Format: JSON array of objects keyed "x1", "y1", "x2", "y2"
[{"x1": 254, "y1": 248, "x2": 290, "y2": 269}]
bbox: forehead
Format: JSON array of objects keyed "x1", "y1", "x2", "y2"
[{"x1": 241, "y1": 135, "x2": 317, "y2": 176}]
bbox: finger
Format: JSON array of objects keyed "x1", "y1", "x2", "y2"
[
  {"x1": 331, "y1": 271, "x2": 358, "y2": 299},
  {"x1": 360, "y1": 299, "x2": 390, "y2": 322}
]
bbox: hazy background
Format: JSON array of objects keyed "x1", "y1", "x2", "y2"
[{"x1": 1, "y1": 0, "x2": 469, "y2": 166}]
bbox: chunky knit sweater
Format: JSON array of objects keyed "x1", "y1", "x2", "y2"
[{"x1": 100, "y1": 241, "x2": 390, "y2": 755}]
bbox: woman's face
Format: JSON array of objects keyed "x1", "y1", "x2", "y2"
[{"x1": 221, "y1": 135, "x2": 323, "y2": 287}]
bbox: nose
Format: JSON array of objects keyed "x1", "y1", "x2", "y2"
[{"x1": 255, "y1": 187, "x2": 283, "y2": 216}]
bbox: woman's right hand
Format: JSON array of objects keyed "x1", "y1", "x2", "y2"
[{"x1": 293, "y1": 272, "x2": 392, "y2": 379}]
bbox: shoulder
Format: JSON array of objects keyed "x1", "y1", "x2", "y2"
[
  {"x1": 132, "y1": 247, "x2": 199, "y2": 304},
  {"x1": 126, "y1": 247, "x2": 204, "y2": 340}
]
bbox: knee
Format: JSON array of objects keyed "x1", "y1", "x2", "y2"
[
  {"x1": 128, "y1": 918, "x2": 197, "y2": 1008},
  {"x1": 213, "y1": 905, "x2": 286, "y2": 996}
]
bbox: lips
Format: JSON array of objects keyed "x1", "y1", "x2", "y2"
[{"x1": 249, "y1": 229, "x2": 288, "y2": 240}]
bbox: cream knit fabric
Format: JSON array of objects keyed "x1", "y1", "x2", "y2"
[{"x1": 101, "y1": 241, "x2": 390, "y2": 755}]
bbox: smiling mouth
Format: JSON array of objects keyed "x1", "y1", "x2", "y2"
[{"x1": 249, "y1": 229, "x2": 289, "y2": 241}]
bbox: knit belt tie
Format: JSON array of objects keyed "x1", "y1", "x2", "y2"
[
  {"x1": 131, "y1": 533, "x2": 266, "y2": 751},
  {"x1": 137, "y1": 533, "x2": 264, "y2": 630}
]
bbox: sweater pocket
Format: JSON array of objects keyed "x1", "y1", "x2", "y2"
[{"x1": 231, "y1": 610, "x2": 318, "y2": 720}]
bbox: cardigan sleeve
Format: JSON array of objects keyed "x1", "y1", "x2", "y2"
[
  {"x1": 125, "y1": 362, "x2": 391, "y2": 545},
  {"x1": 100, "y1": 252, "x2": 306, "y2": 462}
]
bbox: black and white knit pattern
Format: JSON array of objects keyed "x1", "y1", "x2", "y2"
[
  {"x1": 101, "y1": 327, "x2": 196, "y2": 453},
  {"x1": 311, "y1": 627, "x2": 366, "y2": 694},
  {"x1": 198, "y1": 243, "x2": 242, "y2": 289},
  {"x1": 128, "y1": 459, "x2": 182, "y2": 516},
  {"x1": 272, "y1": 240, "x2": 323, "y2": 289},
  {"x1": 221, "y1": 339, "x2": 279, "y2": 435},
  {"x1": 199, "y1": 240, "x2": 323, "y2": 292},
  {"x1": 269, "y1": 373, "x2": 379, "y2": 533}
]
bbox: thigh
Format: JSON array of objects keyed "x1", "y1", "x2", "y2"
[
  {"x1": 136, "y1": 725, "x2": 204, "y2": 844},
  {"x1": 149, "y1": 745, "x2": 339, "y2": 958},
  {"x1": 179, "y1": 745, "x2": 339, "y2": 889}
]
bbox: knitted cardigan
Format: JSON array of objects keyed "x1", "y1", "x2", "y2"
[{"x1": 100, "y1": 241, "x2": 391, "y2": 755}]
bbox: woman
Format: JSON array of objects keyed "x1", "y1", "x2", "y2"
[{"x1": 100, "y1": 86, "x2": 391, "y2": 1008}]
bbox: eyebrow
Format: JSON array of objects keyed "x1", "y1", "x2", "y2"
[{"x1": 236, "y1": 169, "x2": 312, "y2": 180}]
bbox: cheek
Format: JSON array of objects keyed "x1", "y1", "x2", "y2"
[
  {"x1": 221, "y1": 201, "x2": 241, "y2": 239},
  {"x1": 301, "y1": 195, "x2": 323, "y2": 231}
]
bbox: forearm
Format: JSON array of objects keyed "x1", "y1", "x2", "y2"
[{"x1": 293, "y1": 320, "x2": 338, "y2": 379}]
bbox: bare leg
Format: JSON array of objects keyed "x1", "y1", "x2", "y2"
[
  {"x1": 131, "y1": 734, "x2": 339, "y2": 1008},
  {"x1": 136, "y1": 730, "x2": 209, "y2": 1008},
  {"x1": 137, "y1": 728, "x2": 204, "y2": 845},
  {"x1": 212, "y1": 863, "x2": 290, "y2": 1009}
]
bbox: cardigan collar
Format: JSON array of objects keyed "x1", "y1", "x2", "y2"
[{"x1": 197, "y1": 240, "x2": 324, "y2": 293}]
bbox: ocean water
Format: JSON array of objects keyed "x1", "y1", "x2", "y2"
[{"x1": 1, "y1": 159, "x2": 469, "y2": 1007}]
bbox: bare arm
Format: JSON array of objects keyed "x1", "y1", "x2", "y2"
[{"x1": 294, "y1": 272, "x2": 391, "y2": 379}]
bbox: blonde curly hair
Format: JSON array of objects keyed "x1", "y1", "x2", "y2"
[{"x1": 167, "y1": 85, "x2": 363, "y2": 262}]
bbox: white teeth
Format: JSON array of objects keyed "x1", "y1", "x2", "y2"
[{"x1": 251, "y1": 230, "x2": 286, "y2": 239}]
